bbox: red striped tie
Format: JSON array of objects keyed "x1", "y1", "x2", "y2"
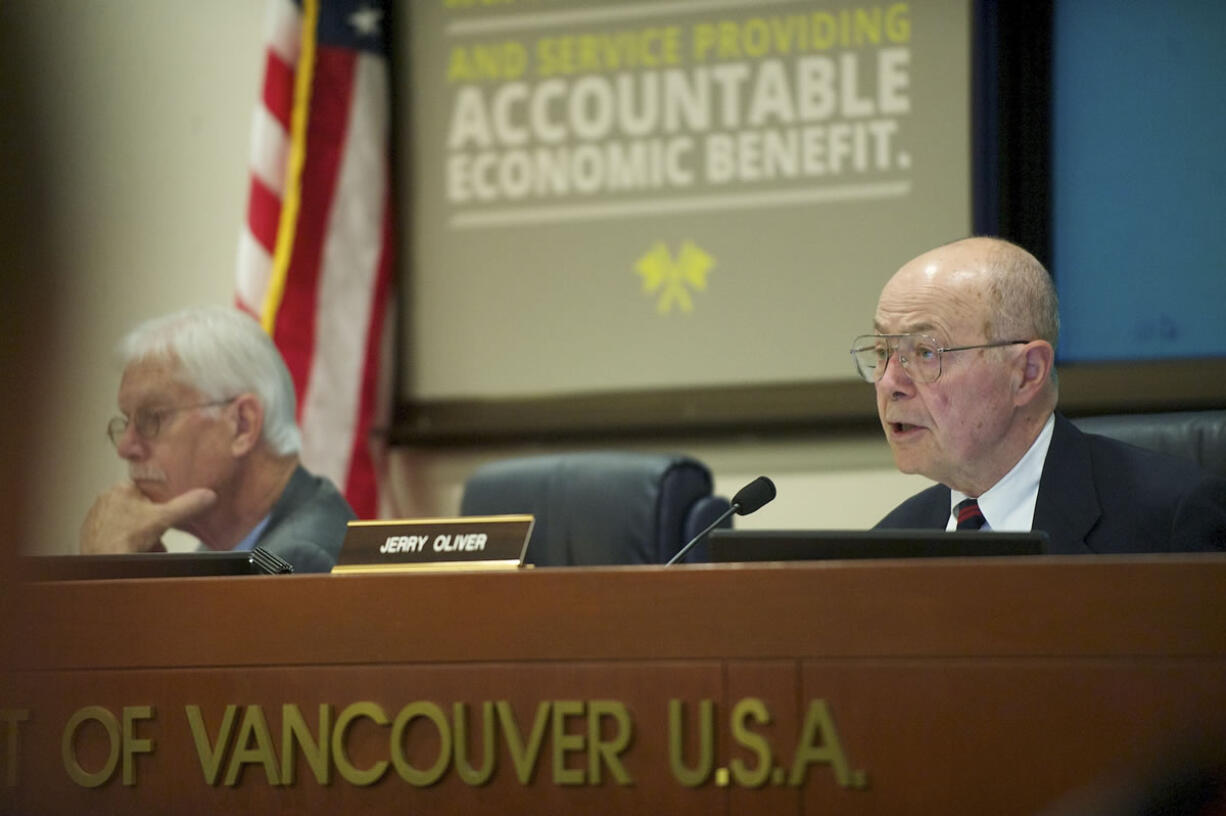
[{"x1": 955, "y1": 498, "x2": 986, "y2": 531}]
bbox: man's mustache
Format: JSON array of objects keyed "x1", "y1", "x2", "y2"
[{"x1": 129, "y1": 465, "x2": 167, "y2": 483}]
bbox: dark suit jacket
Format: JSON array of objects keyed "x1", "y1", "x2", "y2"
[
  {"x1": 875, "y1": 413, "x2": 1226, "y2": 553},
  {"x1": 255, "y1": 465, "x2": 355, "y2": 572}
]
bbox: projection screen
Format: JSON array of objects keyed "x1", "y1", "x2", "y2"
[{"x1": 396, "y1": 0, "x2": 972, "y2": 434}]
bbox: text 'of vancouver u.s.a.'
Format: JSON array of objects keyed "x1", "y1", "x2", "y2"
[{"x1": 1, "y1": 697, "x2": 865, "y2": 791}]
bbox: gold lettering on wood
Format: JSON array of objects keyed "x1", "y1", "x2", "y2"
[
  {"x1": 1, "y1": 709, "x2": 30, "y2": 788},
  {"x1": 333, "y1": 702, "x2": 390, "y2": 786},
  {"x1": 587, "y1": 700, "x2": 633, "y2": 785},
  {"x1": 668, "y1": 698, "x2": 714, "y2": 786},
  {"x1": 453, "y1": 701, "x2": 496, "y2": 786},
  {"x1": 390, "y1": 701, "x2": 451, "y2": 786},
  {"x1": 496, "y1": 700, "x2": 550, "y2": 784},
  {"x1": 61, "y1": 706, "x2": 119, "y2": 788},
  {"x1": 730, "y1": 697, "x2": 772, "y2": 788}
]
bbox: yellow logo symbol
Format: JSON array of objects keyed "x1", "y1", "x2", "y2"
[{"x1": 635, "y1": 240, "x2": 715, "y2": 314}]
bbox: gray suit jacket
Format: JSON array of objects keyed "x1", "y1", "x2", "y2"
[
  {"x1": 254, "y1": 465, "x2": 355, "y2": 572},
  {"x1": 875, "y1": 413, "x2": 1226, "y2": 553}
]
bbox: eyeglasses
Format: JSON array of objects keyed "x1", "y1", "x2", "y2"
[
  {"x1": 850, "y1": 334, "x2": 1029, "y2": 384},
  {"x1": 106, "y1": 399, "x2": 236, "y2": 447}
]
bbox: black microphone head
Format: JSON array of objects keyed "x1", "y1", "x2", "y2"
[{"x1": 731, "y1": 476, "x2": 776, "y2": 515}]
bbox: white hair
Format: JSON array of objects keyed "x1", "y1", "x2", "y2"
[
  {"x1": 118, "y1": 306, "x2": 302, "y2": 455},
  {"x1": 975, "y1": 237, "x2": 1061, "y2": 395},
  {"x1": 981, "y1": 239, "x2": 1061, "y2": 350}
]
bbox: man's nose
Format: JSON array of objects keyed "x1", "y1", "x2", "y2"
[
  {"x1": 876, "y1": 346, "x2": 915, "y2": 394},
  {"x1": 115, "y1": 426, "x2": 146, "y2": 461}
]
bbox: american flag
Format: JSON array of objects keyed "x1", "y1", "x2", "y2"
[{"x1": 236, "y1": 0, "x2": 395, "y2": 519}]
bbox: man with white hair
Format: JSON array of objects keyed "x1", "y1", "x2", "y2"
[
  {"x1": 855, "y1": 236, "x2": 1226, "y2": 551},
  {"x1": 80, "y1": 306, "x2": 355, "y2": 572}
]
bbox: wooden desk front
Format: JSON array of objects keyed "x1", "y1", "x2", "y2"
[{"x1": 3, "y1": 555, "x2": 1225, "y2": 814}]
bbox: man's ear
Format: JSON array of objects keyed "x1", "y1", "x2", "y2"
[
  {"x1": 1013, "y1": 341, "x2": 1055, "y2": 407},
  {"x1": 229, "y1": 394, "x2": 264, "y2": 456}
]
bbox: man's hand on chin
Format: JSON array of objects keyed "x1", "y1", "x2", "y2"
[{"x1": 79, "y1": 482, "x2": 218, "y2": 555}]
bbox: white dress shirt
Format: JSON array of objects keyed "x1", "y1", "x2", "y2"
[{"x1": 947, "y1": 413, "x2": 1056, "y2": 532}]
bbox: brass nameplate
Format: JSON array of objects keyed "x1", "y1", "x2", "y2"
[{"x1": 332, "y1": 515, "x2": 534, "y2": 574}]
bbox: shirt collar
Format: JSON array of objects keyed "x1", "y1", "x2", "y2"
[
  {"x1": 949, "y1": 413, "x2": 1055, "y2": 531},
  {"x1": 233, "y1": 514, "x2": 272, "y2": 552}
]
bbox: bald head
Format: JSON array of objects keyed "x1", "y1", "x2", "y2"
[{"x1": 885, "y1": 237, "x2": 1059, "y2": 350}]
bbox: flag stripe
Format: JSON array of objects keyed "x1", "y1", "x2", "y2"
[
  {"x1": 299, "y1": 53, "x2": 387, "y2": 497},
  {"x1": 247, "y1": 107, "x2": 289, "y2": 196},
  {"x1": 263, "y1": 0, "x2": 301, "y2": 65},
  {"x1": 272, "y1": 45, "x2": 356, "y2": 409},
  {"x1": 261, "y1": 50, "x2": 295, "y2": 131},
  {"x1": 235, "y1": 230, "x2": 273, "y2": 316},
  {"x1": 246, "y1": 175, "x2": 283, "y2": 254},
  {"x1": 343, "y1": 195, "x2": 395, "y2": 518}
]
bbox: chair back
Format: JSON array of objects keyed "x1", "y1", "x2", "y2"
[
  {"x1": 459, "y1": 452, "x2": 730, "y2": 566},
  {"x1": 1072, "y1": 410, "x2": 1226, "y2": 477}
]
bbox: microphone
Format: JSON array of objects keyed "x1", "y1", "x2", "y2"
[{"x1": 666, "y1": 476, "x2": 776, "y2": 565}]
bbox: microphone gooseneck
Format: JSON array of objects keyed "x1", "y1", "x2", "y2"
[{"x1": 666, "y1": 476, "x2": 776, "y2": 566}]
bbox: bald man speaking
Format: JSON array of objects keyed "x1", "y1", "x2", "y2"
[{"x1": 853, "y1": 237, "x2": 1225, "y2": 552}]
